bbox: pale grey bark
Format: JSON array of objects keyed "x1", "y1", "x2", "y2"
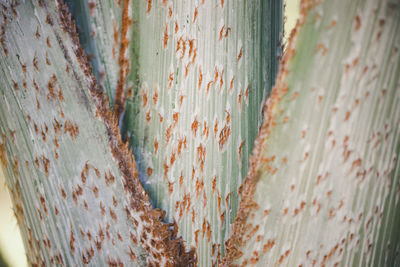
[
  {"x1": 0, "y1": 1, "x2": 192, "y2": 266},
  {"x1": 224, "y1": 0, "x2": 400, "y2": 266},
  {"x1": 121, "y1": 1, "x2": 282, "y2": 265}
]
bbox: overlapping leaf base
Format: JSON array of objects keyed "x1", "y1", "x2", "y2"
[
  {"x1": 224, "y1": 0, "x2": 400, "y2": 266},
  {"x1": 121, "y1": 1, "x2": 282, "y2": 265}
]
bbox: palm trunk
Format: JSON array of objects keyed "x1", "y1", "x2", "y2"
[
  {"x1": 223, "y1": 0, "x2": 400, "y2": 266},
  {"x1": 120, "y1": 1, "x2": 282, "y2": 265},
  {"x1": 1, "y1": 0, "x2": 399, "y2": 266},
  {"x1": 0, "y1": 1, "x2": 193, "y2": 265}
]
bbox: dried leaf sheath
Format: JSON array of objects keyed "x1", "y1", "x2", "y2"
[
  {"x1": 224, "y1": 0, "x2": 400, "y2": 266},
  {"x1": 64, "y1": 0, "x2": 132, "y2": 108},
  {"x1": 0, "y1": 1, "x2": 194, "y2": 266}
]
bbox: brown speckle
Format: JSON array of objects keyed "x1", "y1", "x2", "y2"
[
  {"x1": 46, "y1": 36, "x2": 52, "y2": 48},
  {"x1": 146, "y1": 0, "x2": 152, "y2": 14},
  {"x1": 354, "y1": 15, "x2": 361, "y2": 31}
]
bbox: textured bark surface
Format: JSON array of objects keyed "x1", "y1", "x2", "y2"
[
  {"x1": 0, "y1": 1, "x2": 194, "y2": 266},
  {"x1": 223, "y1": 0, "x2": 400, "y2": 266},
  {"x1": 120, "y1": 1, "x2": 282, "y2": 265}
]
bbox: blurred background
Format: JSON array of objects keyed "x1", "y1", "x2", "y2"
[{"x1": 0, "y1": 1, "x2": 300, "y2": 266}]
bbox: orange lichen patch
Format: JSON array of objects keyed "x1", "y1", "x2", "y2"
[
  {"x1": 153, "y1": 138, "x2": 159, "y2": 154},
  {"x1": 209, "y1": 176, "x2": 216, "y2": 195},
  {"x1": 219, "y1": 25, "x2": 225, "y2": 41},
  {"x1": 165, "y1": 124, "x2": 173, "y2": 144},
  {"x1": 262, "y1": 239, "x2": 275, "y2": 254},
  {"x1": 114, "y1": 0, "x2": 132, "y2": 120},
  {"x1": 237, "y1": 47, "x2": 243, "y2": 62},
  {"x1": 197, "y1": 66, "x2": 203, "y2": 90},
  {"x1": 168, "y1": 6, "x2": 173, "y2": 18},
  {"x1": 329, "y1": 19, "x2": 337, "y2": 28},
  {"x1": 278, "y1": 249, "x2": 291, "y2": 265},
  {"x1": 237, "y1": 89, "x2": 243, "y2": 110},
  {"x1": 127, "y1": 246, "x2": 137, "y2": 261},
  {"x1": 244, "y1": 84, "x2": 250, "y2": 103},
  {"x1": 350, "y1": 158, "x2": 362, "y2": 173},
  {"x1": 41, "y1": 155, "x2": 50, "y2": 177},
  {"x1": 163, "y1": 23, "x2": 169, "y2": 49},
  {"x1": 202, "y1": 120, "x2": 209, "y2": 139},
  {"x1": 344, "y1": 110, "x2": 351, "y2": 121},
  {"x1": 142, "y1": 90, "x2": 148, "y2": 107},
  {"x1": 173, "y1": 19, "x2": 179, "y2": 33},
  {"x1": 64, "y1": 119, "x2": 79, "y2": 139},
  {"x1": 55, "y1": 2, "x2": 196, "y2": 264},
  {"x1": 146, "y1": 0, "x2": 152, "y2": 14},
  {"x1": 70, "y1": 225, "x2": 76, "y2": 253},
  {"x1": 315, "y1": 42, "x2": 327, "y2": 56},
  {"x1": 193, "y1": 7, "x2": 198, "y2": 23},
  {"x1": 152, "y1": 87, "x2": 158, "y2": 105},
  {"x1": 146, "y1": 167, "x2": 153, "y2": 177},
  {"x1": 47, "y1": 74, "x2": 58, "y2": 100},
  {"x1": 218, "y1": 125, "x2": 231, "y2": 150},
  {"x1": 238, "y1": 139, "x2": 245, "y2": 163},
  {"x1": 168, "y1": 180, "x2": 174, "y2": 195},
  {"x1": 109, "y1": 208, "x2": 117, "y2": 222},
  {"x1": 168, "y1": 72, "x2": 174, "y2": 90},
  {"x1": 191, "y1": 117, "x2": 200, "y2": 137},
  {"x1": 206, "y1": 80, "x2": 214, "y2": 94},
  {"x1": 145, "y1": 110, "x2": 151, "y2": 123}
]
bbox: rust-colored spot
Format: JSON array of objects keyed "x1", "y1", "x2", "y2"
[
  {"x1": 174, "y1": 20, "x2": 179, "y2": 33},
  {"x1": 145, "y1": 110, "x2": 151, "y2": 123},
  {"x1": 92, "y1": 186, "x2": 99, "y2": 198},
  {"x1": 354, "y1": 15, "x2": 361, "y2": 31},
  {"x1": 46, "y1": 51, "x2": 51, "y2": 65},
  {"x1": 142, "y1": 91, "x2": 148, "y2": 107},
  {"x1": 315, "y1": 42, "x2": 327, "y2": 56},
  {"x1": 283, "y1": 208, "x2": 288, "y2": 216},
  {"x1": 197, "y1": 67, "x2": 203, "y2": 90},
  {"x1": 46, "y1": 36, "x2": 52, "y2": 48},
  {"x1": 262, "y1": 239, "x2": 275, "y2": 254},
  {"x1": 41, "y1": 155, "x2": 50, "y2": 176},
  {"x1": 163, "y1": 160, "x2": 169, "y2": 178},
  {"x1": 100, "y1": 201, "x2": 105, "y2": 217},
  {"x1": 168, "y1": 72, "x2": 174, "y2": 90},
  {"x1": 163, "y1": 23, "x2": 169, "y2": 49},
  {"x1": 219, "y1": 25, "x2": 225, "y2": 41},
  {"x1": 64, "y1": 119, "x2": 79, "y2": 139},
  {"x1": 218, "y1": 125, "x2": 231, "y2": 150},
  {"x1": 191, "y1": 117, "x2": 199, "y2": 136},
  {"x1": 344, "y1": 110, "x2": 351, "y2": 121},
  {"x1": 70, "y1": 225, "x2": 75, "y2": 253},
  {"x1": 127, "y1": 246, "x2": 136, "y2": 261},
  {"x1": 168, "y1": 180, "x2": 174, "y2": 195},
  {"x1": 35, "y1": 26, "x2": 40, "y2": 39},
  {"x1": 278, "y1": 249, "x2": 291, "y2": 265},
  {"x1": 179, "y1": 173, "x2": 184, "y2": 188},
  {"x1": 109, "y1": 208, "x2": 117, "y2": 223},
  {"x1": 153, "y1": 88, "x2": 158, "y2": 105},
  {"x1": 193, "y1": 7, "x2": 198, "y2": 23},
  {"x1": 237, "y1": 47, "x2": 243, "y2": 62},
  {"x1": 147, "y1": 167, "x2": 153, "y2": 177},
  {"x1": 154, "y1": 138, "x2": 159, "y2": 155},
  {"x1": 146, "y1": 0, "x2": 152, "y2": 14}
]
